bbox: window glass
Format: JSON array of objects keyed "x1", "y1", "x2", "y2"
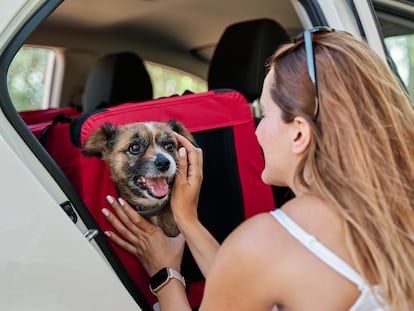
[
  {"x1": 145, "y1": 62, "x2": 207, "y2": 98},
  {"x1": 7, "y1": 46, "x2": 56, "y2": 111},
  {"x1": 376, "y1": 13, "x2": 414, "y2": 104},
  {"x1": 384, "y1": 34, "x2": 414, "y2": 101},
  {"x1": 7, "y1": 48, "x2": 207, "y2": 112}
]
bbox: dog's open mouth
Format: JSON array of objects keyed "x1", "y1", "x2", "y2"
[{"x1": 136, "y1": 176, "x2": 170, "y2": 199}]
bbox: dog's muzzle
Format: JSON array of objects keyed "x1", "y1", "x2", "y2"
[{"x1": 136, "y1": 176, "x2": 170, "y2": 198}]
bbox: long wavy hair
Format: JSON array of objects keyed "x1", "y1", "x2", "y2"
[{"x1": 268, "y1": 31, "x2": 414, "y2": 310}]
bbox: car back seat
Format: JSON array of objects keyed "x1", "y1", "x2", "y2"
[
  {"x1": 41, "y1": 89, "x2": 276, "y2": 310},
  {"x1": 19, "y1": 106, "x2": 81, "y2": 125},
  {"x1": 19, "y1": 106, "x2": 81, "y2": 141},
  {"x1": 208, "y1": 18, "x2": 290, "y2": 103},
  {"x1": 20, "y1": 51, "x2": 152, "y2": 142},
  {"x1": 207, "y1": 18, "x2": 293, "y2": 208},
  {"x1": 82, "y1": 51, "x2": 153, "y2": 113}
]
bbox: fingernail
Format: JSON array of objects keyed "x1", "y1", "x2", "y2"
[
  {"x1": 104, "y1": 231, "x2": 111, "y2": 237},
  {"x1": 179, "y1": 147, "x2": 186, "y2": 157},
  {"x1": 118, "y1": 197, "x2": 125, "y2": 206},
  {"x1": 106, "y1": 195, "x2": 114, "y2": 204},
  {"x1": 101, "y1": 208, "x2": 110, "y2": 216}
]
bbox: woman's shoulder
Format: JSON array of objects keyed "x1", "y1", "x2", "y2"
[
  {"x1": 219, "y1": 212, "x2": 283, "y2": 256},
  {"x1": 209, "y1": 211, "x2": 297, "y2": 304},
  {"x1": 217, "y1": 200, "x2": 313, "y2": 270},
  {"x1": 220, "y1": 194, "x2": 346, "y2": 274},
  {"x1": 210, "y1": 196, "x2": 359, "y2": 309},
  {"x1": 233, "y1": 194, "x2": 338, "y2": 240},
  {"x1": 216, "y1": 210, "x2": 293, "y2": 267},
  {"x1": 277, "y1": 194, "x2": 343, "y2": 241},
  {"x1": 224, "y1": 195, "x2": 330, "y2": 246}
]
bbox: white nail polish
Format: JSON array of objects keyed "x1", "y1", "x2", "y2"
[
  {"x1": 101, "y1": 208, "x2": 109, "y2": 216},
  {"x1": 179, "y1": 147, "x2": 186, "y2": 157},
  {"x1": 106, "y1": 195, "x2": 114, "y2": 204},
  {"x1": 118, "y1": 197, "x2": 125, "y2": 206}
]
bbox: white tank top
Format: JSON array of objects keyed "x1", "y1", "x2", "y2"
[{"x1": 269, "y1": 209, "x2": 389, "y2": 311}]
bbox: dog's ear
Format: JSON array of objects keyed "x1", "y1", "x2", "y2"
[
  {"x1": 167, "y1": 119, "x2": 198, "y2": 147},
  {"x1": 82, "y1": 122, "x2": 118, "y2": 158}
]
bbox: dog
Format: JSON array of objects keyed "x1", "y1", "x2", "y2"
[{"x1": 81, "y1": 119, "x2": 196, "y2": 237}]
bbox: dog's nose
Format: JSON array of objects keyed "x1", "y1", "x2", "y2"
[{"x1": 155, "y1": 154, "x2": 171, "y2": 172}]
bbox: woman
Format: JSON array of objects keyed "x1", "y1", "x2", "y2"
[{"x1": 102, "y1": 28, "x2": 414, "y2": 310}]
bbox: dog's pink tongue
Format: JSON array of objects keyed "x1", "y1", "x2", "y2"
[{"x1": 147, "y1": 177, "x2": 169, "y2": 197}]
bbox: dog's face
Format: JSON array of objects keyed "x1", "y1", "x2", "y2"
[{"x1": 82, "y1": 120, "x2": 194, "y2": 214}]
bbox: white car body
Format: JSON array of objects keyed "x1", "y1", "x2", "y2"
[{"x1": 0, "y1": 2, "x2": 141, "y2": 310}]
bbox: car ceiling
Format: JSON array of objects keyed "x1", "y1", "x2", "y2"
[{"x1": 29, "y1": 0, "x2": 303, "y2": 63}]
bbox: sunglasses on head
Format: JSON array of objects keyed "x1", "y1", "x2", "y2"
[{"x1": 282, "y1": 26, "x2": 336, "y2": 120}]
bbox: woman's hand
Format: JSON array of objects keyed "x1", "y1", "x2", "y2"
[
  {"x1": 172, "y1": 133, "x2": 219, "y2": 278},
  {"x1": 102, "y1": 195, "x2": 185, "y2": 276},
  {"x1": 172, "y1": 133, "x2": 203, "y2": 228}
]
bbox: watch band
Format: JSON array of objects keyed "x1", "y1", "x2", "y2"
[{"x1": 150, "y1": 268, "x2": 186, "y2": 296}]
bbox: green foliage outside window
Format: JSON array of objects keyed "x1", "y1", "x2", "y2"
[
  {"x1": 7, "y1": 46, "x2": 207, "y2": 112},
  {"x1": 385, "y1": 34, "x2": 414, "y2": 104},
  {"x1": 7, "y1": 47, "x2": 53, "y2": 111},
  {"x1": 146, "y1": 62, "x2": 207, "y2": 98}
]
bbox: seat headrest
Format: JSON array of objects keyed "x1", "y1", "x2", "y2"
[
  {"x1": 208, "y1": 18, "x2": 290, "y2": 102},
  {"x1": 83, "y1": 51, "x2": 153, "y2": 112}
]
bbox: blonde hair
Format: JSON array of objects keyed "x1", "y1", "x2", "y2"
[{"x1": 269, "y1": 31, "x2": 414, "y2": 310}]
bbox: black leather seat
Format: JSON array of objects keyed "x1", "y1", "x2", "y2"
[
  {"x1": 208, "y1": 18, "x2": 294, "y2": 208},
  {"x1": 82, "y1": 51, "x2": 153, "y2": 112},
  {"x1": 208, "y1": 18, "x2": 290, "y2": 102}
]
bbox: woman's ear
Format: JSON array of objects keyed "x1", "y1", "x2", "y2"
[{"x1": 289, "y1": 116, "x2": 312, "y2": 155}]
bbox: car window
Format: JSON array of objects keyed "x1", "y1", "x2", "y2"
[
  {"x1": 384, "y1": 34, "x2": 414, "y2": 103},
  {"x1": 7, "y1": 45, "x2": 207, "y2": 112},
  {"x1": 375, "y1": 9, "x2": 414, "y2": 104},
  {"x1": 145, "y1": 62, "x2": 207, "y2": 98},
  {"x1": 7, "y1": 46, "x2": 56, "y2": 111}
]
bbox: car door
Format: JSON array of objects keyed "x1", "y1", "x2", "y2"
[{"x1": 0, "y1": 1, "x2": 142, "y2": 310}]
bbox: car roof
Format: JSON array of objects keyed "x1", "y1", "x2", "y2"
[{"x1": 27, "y1": 0, "x2": 303, "y2": 79}]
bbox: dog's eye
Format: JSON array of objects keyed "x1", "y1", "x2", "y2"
[
  {"x1": 164, "y1": 143, "x2": 175, "y2": 152},
  {"x1": 128, "y1": 143, "x2": 142, "y2": 155}
]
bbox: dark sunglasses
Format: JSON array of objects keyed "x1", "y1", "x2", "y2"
[{"x1": 284, "y1": 26, "x2": 336, "y2": 120}]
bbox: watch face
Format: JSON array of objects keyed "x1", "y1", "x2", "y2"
[{"x1": 150, "y1": 268, "x2": 169, "y2": 290}]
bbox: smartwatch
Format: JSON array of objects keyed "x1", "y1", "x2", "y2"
[{"x1": 149, "y1": 268, "x2": 186, "y2": 296}]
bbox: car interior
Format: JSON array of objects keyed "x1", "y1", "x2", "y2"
[
  {"x1": 2, "y1": 0, "x2": 413, "y2": 310},
  {"x1": 23, "y1": 0, "x2": 303, "y2": 109}
]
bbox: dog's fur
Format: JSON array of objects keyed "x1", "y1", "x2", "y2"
[{"x1": 81, "y1": 120, "x2": 195, "y2": 237}]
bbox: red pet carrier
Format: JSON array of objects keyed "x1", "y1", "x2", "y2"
[{"x1": 41, "y1": 90, "x2": 276, "y2": 309}]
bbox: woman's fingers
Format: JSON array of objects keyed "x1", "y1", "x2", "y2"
[
  {"x1": 102, "y1": 195, "x2": 160, "y2": 254},
  {"x1": 175, "y1": 132, "x2": 196, "y2": 150},
  {"x1": 176, "y1": 133, "x2": 203, "y2": 176},
  {"x1": 104, "y1": 230, "x2": 138, "y2": 255},
  {"x1": 106, "y1": 195, "x2": 157, "y2": 235},
  {"x1": 102, "y1": 194, "x2": 187, "y2": 275},
  {"x1": 174, "y1": 132, "x2": 203, "y2": 183},
  {"x1": 171, "y1": 133, "x2": 203, "y2": 227},
  {"x1": 101, "y1": 206, "x2": 141, "y2": 255},
  {"x1": 101, "y1": 206, "x2": 139, "y2": 246}
]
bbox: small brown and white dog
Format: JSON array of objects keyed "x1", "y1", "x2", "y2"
[{"x1": 81, "y1": 120, "x2": 196, "y2": 237}]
